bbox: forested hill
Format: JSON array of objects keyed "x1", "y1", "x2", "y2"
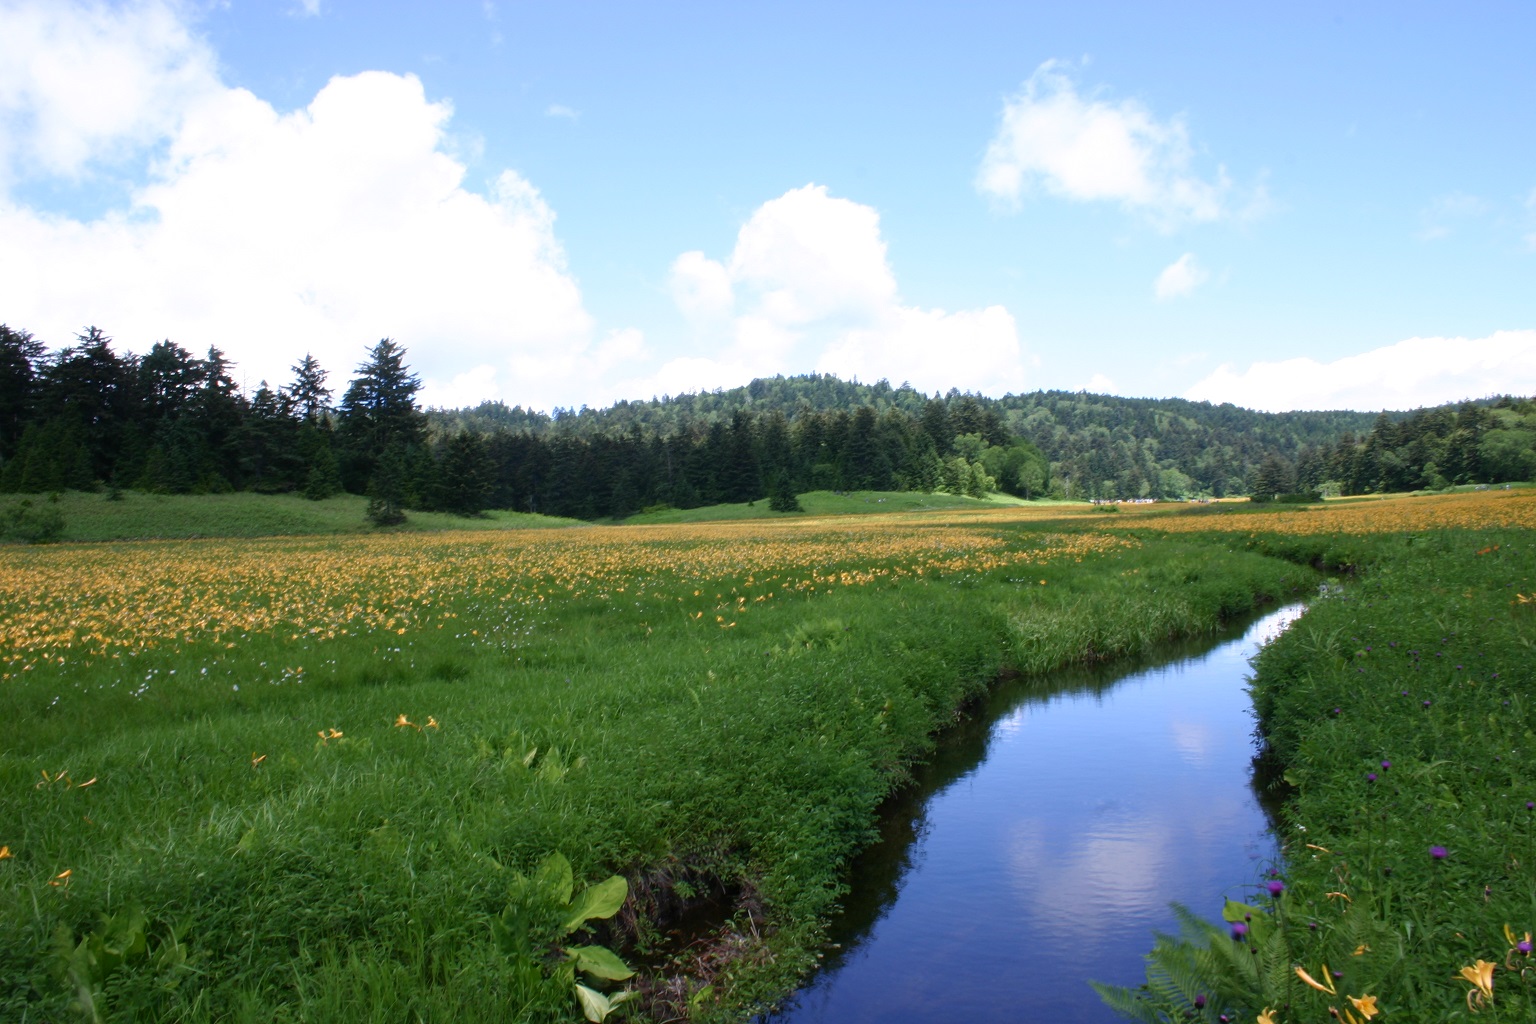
[
  {"x1": 3, "y1": 322, "x2": 1532, "y2": 520},
  {"x1": 429, "y1": 374, "x2": 1431, "y2": 500},
  {"x1": 433, "y1": 374, "x2": 1384, "y2": 442}
]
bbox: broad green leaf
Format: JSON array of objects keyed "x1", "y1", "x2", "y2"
[
  {"x1": 574, "y1": 982, "x2": 613, "y2": 1023},
  {"x1": 1221, "y1": 899, "x2": 1261, "y2": 923},
  {"x1": 562, "y1": 875, "x2": 627, "y2": 933},
  {"x1": 567, "y1": 944, "x2": 634, "y2": 981},
  {"x1": 536, "y1": 851, "x2": 574, "y2": 905}
]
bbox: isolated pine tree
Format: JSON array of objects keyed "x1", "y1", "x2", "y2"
[
  {"x1": 364, "y1": 444, "x2": 409, "y2": 526},
  {"x1": 768, "y1": 473, "x2": 803, "y2": 512},
  {"x1": 338, "y1": 339, "x2": 426, "y2": 495}
]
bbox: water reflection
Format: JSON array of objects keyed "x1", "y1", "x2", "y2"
[{"x1": 766, "y1": 604, "x2": 1306, "y2": 1024}]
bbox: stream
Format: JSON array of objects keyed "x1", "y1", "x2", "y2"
[{"x1": 765, "y1": 603, "x2": 1307, "y2": 1023}]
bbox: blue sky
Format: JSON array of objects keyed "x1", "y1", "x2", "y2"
[{"x1": 1, "y1": 1, "x2": 1533, "y2": 413}]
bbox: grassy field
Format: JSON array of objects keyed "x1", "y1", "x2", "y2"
[
  {"x1": 3, "y1": 490, "x2": 581, "y2": 543},
  {"x1": 616, "y1": 489, "x2": 1046, "y2": 524},
  {"x1": 5, "y1": 488, "x2": 1534, "y2": 1023},
  {"x1": 2, "y1": 488, "x2": 1067, "y2": 543},
  {"x1": 0, "y1": 496, "x2": 1317, "y2": 1023}
]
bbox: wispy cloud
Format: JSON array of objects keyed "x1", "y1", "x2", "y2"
[
  {"x1": 976, "y1": 61, "x2": 1245, "y2": 230},
  {"x1": 1154, "y1": 253, "x2": 1208, "y2": 300},
  {"x1": 1523, "y1": 187, "x2": 1536, "y2": 251},
  {"x1": 545, "y1": 104, "x2": 580, "y2": 120},
  {"x1": 1417, "y1": 192, "x2": 1489, "y2": 241}
]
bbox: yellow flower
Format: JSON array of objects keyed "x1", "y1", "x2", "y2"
[
  {"x1": 1460, "y1": 960, "x2": 1495, "y2": 996},
  {"x1": 1460, "y1": 960, "x2": 1495, "y2": 1011},
  {"x1": 1352, "y1": 944, "x2": 1370, "y2": 956},
  {"x1": 1296, "y1": 965, "x2": 1337, "y2": 995},
  {"x1": 50, "y1": 868, "x2": 71, "y2": 886},
  {"x1": 1257, "y1": 1008, "x2": 1279, "y2": 1024},
  {"x1": 0, "y1": 845, "x2": 12, "y2": 860},
  {"x1": 1348, "y1": 994, "x2": 1378, "y2": 1019},
  {"x1": 426, "y1": 716, "x2": 439, "y2": 730}
]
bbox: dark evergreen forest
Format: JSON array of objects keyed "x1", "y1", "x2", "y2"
[{"x1": 3, "y1": 323, "x2": 1532, "y2": 521}]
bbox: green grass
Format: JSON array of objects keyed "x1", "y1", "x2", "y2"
[
  {"x1": 0, "y1": 515, "x2": 1311, "y2": 1023},
  {"x1": 617, "y1": 489, "x2": 1058, "y2": 524},
  {"x1": 5, "y1": 490, "x2": 580, "y2": 542}
]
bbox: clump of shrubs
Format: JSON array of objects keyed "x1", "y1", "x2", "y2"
[{"x1": 1, "y1": 494, "x2": 66, "y2": 543}]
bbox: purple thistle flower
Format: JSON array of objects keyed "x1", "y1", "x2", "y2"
[
  {"x1": 1267, "y1": 880, "x2": 1285, "y2": 896},
  {"x1": 1194, "y1": 994, "x2": 1207, "y2": 1009},
  {"x1": 1231, "y1": 922, "x2": 1248, "y2": 940},
  {"x1": 1367, "y1": 772, "x2": 1377, "y2": 782},
  {"x1": 1381, "y1": 760, "x2": 1391, "y2": 769},
  {"x1": 1430, "y1": 845, "x2": 1448, "y2": 859},
  {"x1": 1520, "y1": 940, "x2": 1532, "y2": 954},
  {"x1": 1423, "y1": 700, "x2": 1432, "y2": 708}
]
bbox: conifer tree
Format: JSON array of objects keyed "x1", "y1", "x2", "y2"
[
  {"x1": 338, "y1": 339, "x2": 425, "y2": 495},
  {"x1": 285, "y1": 353, "x2": 332, "y2": 424}
]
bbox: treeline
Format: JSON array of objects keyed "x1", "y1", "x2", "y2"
[
  {"x1": 1258, "y1": 400, "x2": 1536, "y2": 497},
  {"x1": 0, "y1": 325, "x2": 1047, "y2": 520},
  {"x1": 4, "y1": 322, "x2": 1532, "y2": 520},
  {"x1": 0, "y1": 325, "x2": 463, "y2": 520}
]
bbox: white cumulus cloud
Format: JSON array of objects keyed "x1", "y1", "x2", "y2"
[
  {"x1": 643, "y1": 184, "x2": 1029, "y2": 398},
  {"x1": 976, "y1": 61, "x2": 1235, "y2": 229},
  {"x1": 1085, "y1": 373, "x2": 1116, "y2": 393},
  {"x1": 0, "y1": 0, "x2": 637, "y2": 411},
  {"x1": 669, "y1": 250, "x2": 735, "y2": 324},
  {"x1": 1184, "y1": 330, "x2": 1536, "y2": 412},
  {"x1": 0, "y1": 0, "x2": 220, "y2": 181},
  {"x1": 1154, "y1": 252, "x2": 1208, "y2": 300}
]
